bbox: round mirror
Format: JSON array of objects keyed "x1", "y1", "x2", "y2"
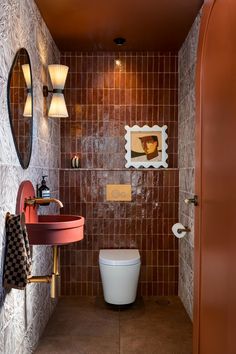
[{"x1": 7, "y1": 48, "x2": 33, "y2": 169}]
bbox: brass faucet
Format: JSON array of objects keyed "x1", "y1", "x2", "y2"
[{"x1": 25, "y1": 198, "x2": 63, "y2": 208}]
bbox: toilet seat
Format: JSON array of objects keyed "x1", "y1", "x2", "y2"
[{"x1": 99, "y1": 249, "x2": 140, "y2": 266}]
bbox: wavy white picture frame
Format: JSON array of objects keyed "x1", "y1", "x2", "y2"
[{"x1": 124, "y1": 125, "x2": 168, "y2": 168}]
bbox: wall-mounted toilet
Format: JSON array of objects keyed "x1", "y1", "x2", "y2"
[{"x1": 99, "y1": 249, "x2": 141, "y2": 305}]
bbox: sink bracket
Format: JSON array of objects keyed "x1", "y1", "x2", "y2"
[{"x1": 28, "y1": 245, "x2": 60, "y2": 298}]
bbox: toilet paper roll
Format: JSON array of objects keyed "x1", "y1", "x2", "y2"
[{"x1": 172, "y1": 223, "x2": 187, "y2": 238}]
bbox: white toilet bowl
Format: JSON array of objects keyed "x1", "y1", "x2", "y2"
[{"x1": 99, "y1": 249, "x2": 141, "y2": 305}]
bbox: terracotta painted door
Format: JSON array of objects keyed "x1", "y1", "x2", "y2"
[{"x1": 194, "y1": 0, "x2": 236, "y2": 353}]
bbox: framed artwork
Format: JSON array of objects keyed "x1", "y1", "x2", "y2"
[{"x1": 124, "y1": 125, "x2": 168, "y2": 168}]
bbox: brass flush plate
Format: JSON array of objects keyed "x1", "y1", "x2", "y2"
[{"x1": 106, "y1": 184, "x2": 132, "y2": 201}]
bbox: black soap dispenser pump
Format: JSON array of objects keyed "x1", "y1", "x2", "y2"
[{"x1": 38, "y1": 175, "x2": 51, "y2": 205}]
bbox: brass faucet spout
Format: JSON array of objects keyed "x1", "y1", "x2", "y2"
[{"x1": 25, "y1": 198, "x2": 63, "y2": 208}]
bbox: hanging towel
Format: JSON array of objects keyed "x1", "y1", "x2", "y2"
[{"x1": 3, "y1": 213, "x2": 32, "y2": 290}]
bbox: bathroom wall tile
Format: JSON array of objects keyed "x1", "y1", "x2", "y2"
[
  {"x1": 60, "y1": 169, "x2": 179, "y2": 297},
  {"x1": 0, "y1": 0, "x2": 60, "y2": 352},
  {"x1": 60, "y1": 52, "x2": 178, "y2": 169},
  {"x1": 178, "y1": 12, "x2": 201, "y2": 319},
  {"x1": 59, "y1": 52, "x2": 179, "y2": 297}
]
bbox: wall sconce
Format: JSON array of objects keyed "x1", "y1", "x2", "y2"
[
  {"x1": 22, "y1": 64, "x2": 32, "y2": 117},
  {"x1": 43, "y1": 64, "x2": 69, "y2": 118}
]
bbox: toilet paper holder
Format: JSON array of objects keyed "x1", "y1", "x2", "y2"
[
  {"x1": 172, "y1": 223, "x2": 191, "y2": 238},
  {"x1": 177, "y1": 227, "x2": 191, "y2": 234}
]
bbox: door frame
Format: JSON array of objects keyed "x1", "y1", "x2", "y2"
[{"x1": 193, "y1": 0, "x2": 216, "y2": 353}]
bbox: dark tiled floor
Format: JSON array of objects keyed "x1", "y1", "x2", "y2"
[{"x1": 35, "y1": 297, "x2": 192, "y2": 354}]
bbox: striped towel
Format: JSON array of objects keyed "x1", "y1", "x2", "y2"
[{"x1": 3, "y1": 213, "x2": 32, "y2": 290}]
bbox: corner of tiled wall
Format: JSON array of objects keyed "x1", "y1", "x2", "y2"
[
  {"x1": 0, "y1": 0, "x2": 60, "y2": 352},
  {"x1": 178, "y1": 12, "x2": 201, "y2": 320}
]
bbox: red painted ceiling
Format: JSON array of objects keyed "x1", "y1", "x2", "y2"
[{"x1": 35, "y1": 0, "x2": 203, "y2": 51}]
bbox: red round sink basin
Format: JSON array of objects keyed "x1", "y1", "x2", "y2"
[{"x1": 26, "y1": 215, "x2": 85, "y2": 245}]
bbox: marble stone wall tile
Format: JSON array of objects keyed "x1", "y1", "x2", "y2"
[
  {"x1": 0, "y1": 0, "x2": 60, "y2": 353},
  {"x1": 179, "y1": 238, "x2": 194, "y2": 270},
  {"x1": 179, "y1": 168, "x2": 195, "y2": 194},
  {"x1": 179, "y1": 277, "x2": 193, "y2": 319},
  {"x1": 178, "y1": 144, "x2": 195, "y2": 169},
  {"x1": 179, "y1": 47, "x2": 189, "y2": 81},
  {"x1": 178, "y1": 12, "x2": 201, "y2": 319},
  {"x1": 178, "y1": 95, "x2": 190, "y2": 126},
  {"x1": 188, "y1": 14, "x2": 202, "y2": 67}
]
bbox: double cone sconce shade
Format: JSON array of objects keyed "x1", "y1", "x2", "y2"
[
  {"x1": 43, "y1": 64, "x2": 69, "y2": 118},
  {"x1": 22, "y1": 64, "x2": 32, "y2": 117}
]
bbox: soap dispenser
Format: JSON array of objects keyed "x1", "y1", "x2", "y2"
[{"x1": 38, "y1": 176, "x2": 50, "y2": 205}]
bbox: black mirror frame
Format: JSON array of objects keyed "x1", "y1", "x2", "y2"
[{"x1": 7, "y1": 47, "x2": 33, "y2": 169}]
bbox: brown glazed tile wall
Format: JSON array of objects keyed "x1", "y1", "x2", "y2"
[
  {"x1": 60, "y1": 169, "x2": 179, "y2": 296},
  {"x1": 60, "y1": 52, "x2": 179, "y2": 296},
  {"x1": 60, "y1": 52, "x2": 178, "y2": 169}
]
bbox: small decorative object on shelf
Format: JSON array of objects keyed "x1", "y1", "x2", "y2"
[{"x1": 71, "y1": 155, "x2": 80, "y2": 168}]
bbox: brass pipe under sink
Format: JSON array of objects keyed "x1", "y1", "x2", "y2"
[
  {"x1": 54, "y1": 245, "x2": 60, "y2": 276},
  {"x1": 28, "y1": 245, "x2": 60, "y2": 299},
  {"x1": 28, "y1": 276, "x2": 51, "y2": 283},
  {"x1": 51, "y1": 245, "x2": 60, "y2": 298}
]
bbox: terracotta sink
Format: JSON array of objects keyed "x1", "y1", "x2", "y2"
[
  {"x1": 26, "y1": 215, "x2": 85, "y2": 245},
  {"x1": 16, "y1": 181, "x2": 85, "y2": 246}
]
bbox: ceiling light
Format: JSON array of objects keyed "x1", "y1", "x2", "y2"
[{"x1": 113, "y1": 37, "x2": 126, "y2": 46}]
